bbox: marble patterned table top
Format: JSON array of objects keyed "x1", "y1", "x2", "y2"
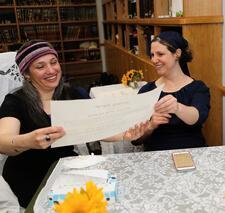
[{"x1": 34, "y1": 146, "x2": 225, "y2": 213}]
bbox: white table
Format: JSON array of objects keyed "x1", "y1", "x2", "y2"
[
  {"x1": 33, "y1": 146, "x2": 225, "y2": 213},
  {"x1": 89, "y1": 84, "x2": 138, "y2": 98},
  {"x1": 89, "y1": 82, "x2": 146, "y2": 98},
  {"x1": 89, "y1": 82, "x2": 147, "y2": 154}
]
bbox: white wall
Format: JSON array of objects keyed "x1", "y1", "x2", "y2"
[{"x1": 96, "y1": 0, "x2": 107, "y2": 72}]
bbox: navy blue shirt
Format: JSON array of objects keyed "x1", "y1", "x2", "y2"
[{"x1": 138, "y1": 80, "x2": 210, "y2": 151}]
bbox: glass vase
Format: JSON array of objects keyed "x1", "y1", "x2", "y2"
[{"x1": 129, "y1": 81, "x2": 139, "y2": 89}]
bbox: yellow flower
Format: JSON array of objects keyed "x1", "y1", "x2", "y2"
[
  {"x1": 138, "y1": 70, "x2": 144, "y2": 79},
  {"x1": 121, "y1": 69, "x2": 144, "y2": 88},
  {"x1": 121, "y1": 74, "x2": 128, "y2": 86},
  {"x1": 126, "y1": 69, "x2": 134, "y2": 81},
  {"x1": 54, "y1": 181, "x2": 108, "y2": 213}
]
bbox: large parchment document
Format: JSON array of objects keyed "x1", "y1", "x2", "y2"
[{"x1": 51, "y1": 84, "x2": 163, "y2": 148}]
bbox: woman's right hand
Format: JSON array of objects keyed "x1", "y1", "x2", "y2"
[
  {"x1": 149, "y1": 112, "x2": 171, "y2": 130},
  {"x1": 26, "y1": 126, "x2": 65, "y2": 149}
]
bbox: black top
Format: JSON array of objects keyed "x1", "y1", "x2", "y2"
[
  {"x1": 138, "y1": 80, "x2": 210, "y2": 151},
  {"x1": 0, "y1": 85, "x2": 89, "y2": 208}
]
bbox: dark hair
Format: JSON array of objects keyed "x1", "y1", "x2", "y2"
[
  {"x1": 151, "y1": 31, "x2": 192, "y2": 76},
  {"x1": 16, "y1": 40, "x2": 63, "y2": 126}
]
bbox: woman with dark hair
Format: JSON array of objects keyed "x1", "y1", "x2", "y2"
[
  {"x1": 0, "y1": 40, "x2": 87, "y2": 208},
  {"x1": 132, "y1": 31, "x2": 210, "y2": 151},
  {"x1": 0, "y1": 40, "x2": 142, "y2": 208}
]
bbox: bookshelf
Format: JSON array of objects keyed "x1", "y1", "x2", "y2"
[
  {"x1": 102, "y1": 0, "x2": 223, "y2": 147},
  {"x1": 0, "y1": 0, "x2": 102, "y2": 79}
]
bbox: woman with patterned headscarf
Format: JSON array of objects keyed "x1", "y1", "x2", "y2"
[
  {"x1": 0, "y1": 39, "x2": 143, "y2": 208},
  {"x1": 0, "y1": 40, "x2": 87, "y2": 207}
]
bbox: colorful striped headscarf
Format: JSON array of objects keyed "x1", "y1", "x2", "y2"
[{"x1": 15, "y1": 41, "x2": 58, "y2": 75}]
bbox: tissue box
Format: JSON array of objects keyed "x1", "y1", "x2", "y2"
[
  {"x1": 48, "y1": 175, "x2": 117, "y2": 207},
  {"x1": 104, "y1": 175, "x2": 117, "y2": 201}
]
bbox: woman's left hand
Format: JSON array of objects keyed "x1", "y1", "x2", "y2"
[{"x1": 154, "y1": 95, "x2": 179, "y2": 114}]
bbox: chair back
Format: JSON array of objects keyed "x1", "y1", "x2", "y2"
[{"x1": 0, "y1": 52, "x2": 23, "y2": 105}]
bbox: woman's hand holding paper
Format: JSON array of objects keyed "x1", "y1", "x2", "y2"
[
  {"x1": 123, "y1": 121, "x2": 149, "y2": 142},
  {"x1": 149, "y1": 112, "x2": 171, "y2": 130}
]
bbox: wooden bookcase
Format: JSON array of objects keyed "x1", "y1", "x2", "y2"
[
  {"x1": 102, "y1": 0, "x2": 224, "y2": 147},
  {"x1": 0, "y1": 0, "x2": 102, "y2": 79}
]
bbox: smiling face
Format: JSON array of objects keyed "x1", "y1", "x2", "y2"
[
  {"x1": 25, "y1": 54, "x2": 61, "y2": 93},
  {"x1": 150, "y1": 41, "x2": 180, "y2": 76}
]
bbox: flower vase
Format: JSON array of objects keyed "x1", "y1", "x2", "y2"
[{"x1": 129, "y1": 81, "x2": 139, "y2": 89}]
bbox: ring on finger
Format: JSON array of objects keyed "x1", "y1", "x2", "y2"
[{"x1": 45, "y1": 134, "x2": 51, "y2": 142}]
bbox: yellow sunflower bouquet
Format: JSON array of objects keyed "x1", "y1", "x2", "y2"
[
  {"x1": 53, "y1": 181, "x2": 108, "y2": 213},
  {"x1": 121, "y1": 69, "x2": 144, "y2": 89}
]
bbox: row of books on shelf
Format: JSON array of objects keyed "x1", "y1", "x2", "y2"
[
  {"x1": 139, "y1": 0, "x2": 183, "y2": 18},
  {"x1": 63, "y1": 40, "x2": 98, "y2": 50},
  {"x1": 15, "y1": 0, "x2": 56, "y2": 5},
  {"x1": 107, "y1": 25, "x2": 183, "y2": 58},
  {"x1": 0, "y1": 27, "x2": 99, "y2": 44},
  {"x1": 1, "y1": 9, "x2": 96, "y2": 24},
  {"x1": 60, "y1": 0, "x2": 96, "y2": 4},
  {"x1": 0, "y1": 40, "x2": 99, "y2": 54},
  {"x1": 20, "y1": 25, "x2": 60, "y2": 41},
  {"x1": 128, "y1": 0, "x2": 137, "y2": 18},
  {"x1": 51, "y1": 42, "x2": 62, "y2": 51},
  {"x1": 105, "y1": 24, "x2": 155, "y2": 57},
  {"x1": 109, "y1": 0, "x2": 183, "y2": 19},
  {"x1": 0, "y1": 0, "x2": 13, "y2": 6},
  {"x1": 60, "y1": 7, "x2": 96, "y2": 21},
  {"x1": 139, "y1": 0, "x2": 154, "y2": 18},
  {"x1": 104, "y1": 0, "x2": 151, "y2": 20},
  {"x1": 138, "y1": 0, "x2": 183, "y2": 18},
  {"x1": 17, "y1": 9, "x2": 58, "y2": 23},
  {"x1": 14, "y1": 0, "x2": 95, "y2": 6},
  {"x1": 0, "y1": 29, "x2": 17, "y2": 43},
  {"x1": 62, "y1": 24, "x2": 98, "y2": 40},
  {"x1": 65, "y1": 50, "x2": 100, "y2": 62},
  {"x1": 0, "y1": 11, "x2": 15, "y2": 24}
]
